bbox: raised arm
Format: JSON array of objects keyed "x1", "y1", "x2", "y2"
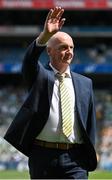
[{"x1": 22, "y1": 7, "x2": 65, "y2": 90}]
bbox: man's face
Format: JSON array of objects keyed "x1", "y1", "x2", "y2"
[{"x1": 47, "y1": 34, "x2": 74, "y2": 68}]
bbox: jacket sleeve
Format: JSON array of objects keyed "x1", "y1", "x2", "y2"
[{"x1": 22, "y1": 40, "x2": 45, "y2": 90}]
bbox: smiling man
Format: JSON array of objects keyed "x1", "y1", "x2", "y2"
[
  {"x1": 47, "y1": 32, "x2": 74, "y2": 72},
  {"x1": 4, "y1": 7, "x2": 97, "y2": 179}
]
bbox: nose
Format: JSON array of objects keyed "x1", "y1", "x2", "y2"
[
  {"x1": 66, "y1": 47, "x2": 72, "y2": 53},
  {"x1": 66, "y1": 47, "x2": 70, "y2": 53},
  {"x1": 65, "y1": 48, "x2": 73, "y2": 59}
]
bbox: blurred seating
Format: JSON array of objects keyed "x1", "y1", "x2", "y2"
[{"x1": 0, "y1": 44, "x2": 112, "y2": 66}]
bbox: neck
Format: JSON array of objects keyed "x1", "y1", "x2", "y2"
[{"x1": 51, "y1": 62, "x2": 68, "y2": 74}]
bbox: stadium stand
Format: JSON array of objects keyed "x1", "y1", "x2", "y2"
[{"x1": 0, "y1": 0, "x2": 112, "y2": 171}]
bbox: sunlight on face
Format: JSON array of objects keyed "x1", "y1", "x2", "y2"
[{"x1": 47, "y1": 32, "x2": 74, "y2": 71}]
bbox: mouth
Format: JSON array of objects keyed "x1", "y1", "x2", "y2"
[{"x1": 62, "y1": 54, "x2": 73, "y2": 62}]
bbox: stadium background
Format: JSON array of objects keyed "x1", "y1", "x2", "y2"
[{"x1": 0, "y1": 0, "x2": 112, "y2": 176}]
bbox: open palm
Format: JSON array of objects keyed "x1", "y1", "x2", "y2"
[{"x1": 44, "y1": 7, "x2": 65, "y2": 34}]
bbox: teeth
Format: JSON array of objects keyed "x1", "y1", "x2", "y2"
[{"x1": 67, "y1": 54, "x2": 72, "y2": 59}]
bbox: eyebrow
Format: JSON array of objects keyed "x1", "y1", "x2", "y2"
[{"x1": 59, "y1": 43, "x2": 74, "y2": 47}]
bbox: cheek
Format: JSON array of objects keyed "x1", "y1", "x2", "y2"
[
  {"x1": 55, "y1": 52, "x2": 64, "y2": 59},
  {"x1": 60, "y1": 52, "x2": 65, "y2": 58}
]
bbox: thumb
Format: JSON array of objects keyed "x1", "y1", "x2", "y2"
[{"x1": 59, "y1": 18, "x2": 66, "y2": 29}]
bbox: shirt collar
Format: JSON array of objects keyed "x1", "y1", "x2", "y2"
[{"x1": 49, "y1": 63, "x2": 71, "y2": 78}]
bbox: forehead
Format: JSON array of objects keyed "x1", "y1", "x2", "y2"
[
  {"x1": 47, "y1": 32, "x2": 74, "y2": 48},
  {"x1": 55, "y1": 35, "x2": 74, "y2": 47}
]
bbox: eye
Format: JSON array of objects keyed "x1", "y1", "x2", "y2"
[
  {"x1": 61, "y1": 45, "x2": 68, "y2": 50},
  {"x1": 70, "y1": 46, "x2": 74, "y2": 49},
  {"x1": 62, "y1": 46, "x2": 67, "y2": 50}
]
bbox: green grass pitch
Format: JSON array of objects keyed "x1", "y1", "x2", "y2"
[{"x1": 0, "y1": 170, "x2": 112, "y2": 179}]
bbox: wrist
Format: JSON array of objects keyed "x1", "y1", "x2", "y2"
[
  {"x1": 37, "y1": 31, "x2": 50, "y2": 44},
  {"x1": 37, "y1": 31, "x2": 55, "y2": 45}
]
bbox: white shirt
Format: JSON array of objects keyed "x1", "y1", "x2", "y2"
[{"x1": 36, "y1": 64, "x2": 79, "y2": 143}]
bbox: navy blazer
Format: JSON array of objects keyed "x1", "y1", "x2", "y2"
[{"x1": 4, "y1": 40, "x2": 97, "y2": 171}]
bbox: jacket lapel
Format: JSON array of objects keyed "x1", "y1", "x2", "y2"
[
  {"x1": 47, "y1": 70, "x2": 55, "y2": 105},
  {"x1": 71, "y1": 72, "x2": 86, "y2": 129}
]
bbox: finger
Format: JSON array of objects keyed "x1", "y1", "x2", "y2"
[
  {"x1": 56, "y1": 8, "x2": 64, "y2": 20},
  {"x1": 59, "y1": 18, "x2": 66, "y2": 29},
  {"x1": 46, "y1": 8, "x2": 53, "y2": 22},
  {"x1": 51, "y1": 7, "x2": 63, "y2": 19}
]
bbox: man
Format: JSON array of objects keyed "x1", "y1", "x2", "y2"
[{"x1": 4, "y1": 7, "x2": 97, "y2": 179}]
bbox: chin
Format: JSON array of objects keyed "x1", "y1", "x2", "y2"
[{"x1": 62, "y1": 60, "x2": 71, "y2": 65}]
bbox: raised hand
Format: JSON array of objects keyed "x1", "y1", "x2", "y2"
[
  {"x1": 37, "y1": 7, "x2": 66, "y2": 44},
  {"x1": 44, "y1": 6, "x2": 65, "y2": 34}
]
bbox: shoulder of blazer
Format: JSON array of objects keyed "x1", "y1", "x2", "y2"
[{"x1": 71, "y1": 71, "x2": 92, "y2": 84}]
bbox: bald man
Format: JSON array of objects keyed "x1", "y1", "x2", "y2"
[{"x1": 4, "y1": 7, "x2": 97, "y2": 179}]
